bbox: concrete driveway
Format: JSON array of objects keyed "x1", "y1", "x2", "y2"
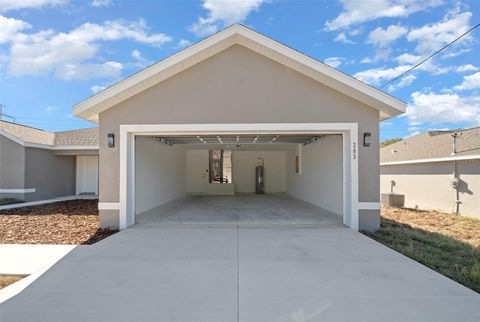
[{"x1": 1, "y1": 195, "x2": 479, "y2": 321}]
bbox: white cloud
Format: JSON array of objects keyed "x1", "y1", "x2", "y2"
[
  {"x1": 456, "y1": 64, "x2": 479, "y2": 73},
  {"x1": 367, "y1": 25, "x2": 407, "y2": 61},
  {"x1": 324, "y1": 57, "x2": 343, "y2": 68},
  {"x1": 406, "y1": 91, "x2": 480, "y2": 125},
  {"x1": 91, "y1": 0, "x2": 111, "y2": 7},
  {"x1": 45, "y1": 105, "x2": 57, "y2": 113},
  {"x1": 395, "y1": 53, "x2": 420, "y2": 64},
  {"x1": 6, "y1": 19, "x2": 171, "y2": 80},
  {"x1": 454, "y1": 72, "x2": 480, "y2": 91},
  {"x1": 354, "y1": 65, "x2": 411, "y2": 85},
  {"x1": 130, "y1": 49, "x2": 153, "y2": 69},
  {"x1": 91, "y1": 85, "x2": 106, "y2": 94},
  {"x1": 360, "y1": 57, "x2": 372, "y2": 64},
  {"x1": 325, "y1": 0, "x2": 443, "y2": 31},
  {"x1": 333, "y1": 32, "x2": 354, "y2": 44},
  {"x1": 368, "y1": 24, "x2": 407, "y2": 47},
  {"x1": 175, "y1": 39, "x2": 193, "y2": 49},
  {"x1": 407, "y1": 11, "x2": 472, "y2": 54},
  {"x1": 190, "y1": 0, "x2": 267, "y2": 37},
  {"x1": 0, "y1": 15, "x2": 31, "y2": 44},
  {"x1": 0, "y1": 0, "x2": 66, "y2": 12},
  {"x1": 387, "y1": 74, "x2": 416, "y2": 92},
  {"x1": 55, "y1": 61, "x2": 123, "y2": 80}
]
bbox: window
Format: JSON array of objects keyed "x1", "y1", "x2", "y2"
[{"x1": 209, "y1": 150, "x2": 232, "y2": 183}]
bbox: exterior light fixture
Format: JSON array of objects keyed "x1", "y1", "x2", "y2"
[
  {"x1": 363, "y1": 132, "x2": 371, "y2": 147},
  {"x1": 107, "y1": 133, "x2": 115, "y2": 148}
]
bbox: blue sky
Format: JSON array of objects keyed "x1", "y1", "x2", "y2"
[{"x1": 0, "y1": 0, "x2": 479, "y2": 141}]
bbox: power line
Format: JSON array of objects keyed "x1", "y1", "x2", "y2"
[{"x1": 380, "y1": 22, "x2": 480, "y2": 89}]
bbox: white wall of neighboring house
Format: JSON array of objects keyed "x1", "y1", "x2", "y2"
[
  {"x1": 380, "y1": 159, "x2": 480, "y2": 218},
  {"x1": 135, "y1": 137, "x2": 186, "y2": 214},
  {"x1": 232, "y1": 150, "x2": 287, "y2": 193},
  {"x1": 287, "y1": 135, "x2": 343, "y2": 215}
]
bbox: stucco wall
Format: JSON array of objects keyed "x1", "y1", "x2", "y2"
[
  {"x1": 0, "y1": 135, "x2": 26, "y2": 200},
  {"x1": 380, "y1": 159, "x2": 480, "y2": 218},
  {"x1": 24, "y1": 148, "x2": 76, "y2": 201},
  {"x1": 135, "y1": 137, "x2": 186, "y2": 214},
  {"x1": 232, "y1": 150, "x2": 287, "y2": 193},
  {"x1": 97, "y1": 44, "x2": 380, "y2": 228},
  {"x1": 287, "y1": 135, "x2": 343, "y2": 215}
]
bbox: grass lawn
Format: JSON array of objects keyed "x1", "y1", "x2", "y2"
[
  {"x1": 0, "y1": 275, "x2": 25, "y2": 290},
  {"x1": 364, "y1": 206, "x2": 480, "y2": 293}
]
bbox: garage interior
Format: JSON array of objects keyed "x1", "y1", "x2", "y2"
[{"x1": 134, "y1": 133, "x2": 343, "y2": 225}]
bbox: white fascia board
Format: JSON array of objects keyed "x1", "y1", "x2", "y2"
[
  {"x1": 380, "y1": 154, "x2": 480, "y2": 166},
  {"x1": 73, "y1": 25, "x2": 406, "y2": 122}
]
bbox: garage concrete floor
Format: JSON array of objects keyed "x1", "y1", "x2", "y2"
[{"x1": 1, "y1": 194, "x2": 479, "y2": 321}]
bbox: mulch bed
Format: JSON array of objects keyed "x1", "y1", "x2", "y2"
[{"x1": 0, "y1": 200, "x2": 117, "y2": 245}]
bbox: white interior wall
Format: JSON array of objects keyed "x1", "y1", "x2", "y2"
[
  {"x1": 135, "y1": 137, "x2": 186, "y2": 214},
  {"x1": 287, "y1": 135, "x2": 343, "y2": 214},
  {"x1": 232, "y1": 150, "x2": 287, "y2": 193}
]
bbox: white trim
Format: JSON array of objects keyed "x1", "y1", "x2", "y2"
[
  {"x1": 0, "y1": 188, "x2": 35, "y2": 193},
  {"x1": 73, "y1": 24, "x2": 405, "y2": 122},
  {"x1": 380, "y1": 154, "x2": 480, "y2": 166},
  {"x1": 98, "y1": 202, "x2": 120, "y2": 210},
  {"x1": 0, "y1": 129, "x2": 25, "y2": 146},
  {"x1": 118, "y1": 123, "x2": 360, "y2": 231},
  {"x1": 358, "y1": 202, "x2": 381, "y2": 210}
]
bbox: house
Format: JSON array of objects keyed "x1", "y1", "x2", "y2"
[
  {"x1": 72, "y1": 24, "x2": 405, "y2": 231},
  {"x1": 0, "y1": 121, "x2": 99, "y2": 201},
  {"x1": 380, "y1": 128, "x2": 480, "y2": 218}
]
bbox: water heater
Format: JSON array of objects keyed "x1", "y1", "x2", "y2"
[{"x1": 255, "y1": 158, "x2": 264, "y2": 194}]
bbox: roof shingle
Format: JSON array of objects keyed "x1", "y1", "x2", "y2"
[{"x1": 380, "y1": 127, "x2": 480, "y2": 163}]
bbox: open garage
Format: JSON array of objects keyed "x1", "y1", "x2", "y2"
[
  {"x1": 73, "y1": 25, "x2": 405, "y2": 231},
  {"x1": 133, "y1": 133, "x2": 344, "y2": 227}
]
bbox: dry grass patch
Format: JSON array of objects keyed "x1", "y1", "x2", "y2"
[
  {"x1": 364, "y1": 207, "x2": 480, "y2": 293},
  {"x1": 0, "y1": 200, "x2": 117, "y2": 245},
  {"x1": 382, "y1": 206, "x2": 480, "y2": 247},
  {"x1": 0, "y1": 275, "x2": 25, "y2": 290}
]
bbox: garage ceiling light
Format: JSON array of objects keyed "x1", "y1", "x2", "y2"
[{"x1": 152, "y1": 134, "x2": 334, "y2": 145}]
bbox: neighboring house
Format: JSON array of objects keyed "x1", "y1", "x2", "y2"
[
  {"x1": 380, "y1": 128, "x2": 480, "y2": 218},
  {"x1": 0, "y1": 121, "x2": 99, "y2": 202},
  {"x1": 73, "y1": 24, "x2": 405, "y2": 231}
]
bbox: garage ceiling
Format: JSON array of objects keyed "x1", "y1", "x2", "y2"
[{"x1": 153, "y1": 134, "x2": 326, "y2": 146}]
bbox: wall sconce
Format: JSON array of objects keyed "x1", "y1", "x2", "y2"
[
  {"x1": 107, "y1": 133, "x2": 115, "y2": 148},
  {"x1": 363, "y1": 132, "x2": 371, "y2": 147}
]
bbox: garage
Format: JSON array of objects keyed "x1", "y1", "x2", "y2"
[
  {"x1": 73, "y1": 25, "x2": 405, "y2": 231},
  {"x1": 133, "y1": 132, "x2": 345, "y2": 226}
]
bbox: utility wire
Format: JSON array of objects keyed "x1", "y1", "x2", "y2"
[{"x1": 380, "y1": 22, "x2": 480, "y2": 89}]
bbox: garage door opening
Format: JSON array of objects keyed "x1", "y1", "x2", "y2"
[{"x1": 134, "y1": 133, "x2": 344, "y2": 224}]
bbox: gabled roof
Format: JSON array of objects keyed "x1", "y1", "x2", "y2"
[
  {"x1": 381, "y1": 127, "x2": 480, "y2": 165},
  {"x1": 74, "y1": 24, "x2": 406, "y2": 122},
  {"x1": 0, "y1": 120, "x2": 98, "y2": 149}
]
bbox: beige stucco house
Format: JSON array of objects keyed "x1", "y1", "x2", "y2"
[
  {"x1": 381, "y1": 128, "x2": 480, "y2": 218},
  {"x1": 0, "y1": 121, "x2": 98, "y2": 201},
  {"x1": 71, "y1": 25, "x2": 405, "y2": 232}
]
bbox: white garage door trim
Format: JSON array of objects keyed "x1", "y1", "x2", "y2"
[{"x1": 119, "y1": 123, "x2": 360, "y2": 230}]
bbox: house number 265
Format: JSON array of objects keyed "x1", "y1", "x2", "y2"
[{"x1": 352, "y1": 142, "x2": 357, "y2": 160}]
